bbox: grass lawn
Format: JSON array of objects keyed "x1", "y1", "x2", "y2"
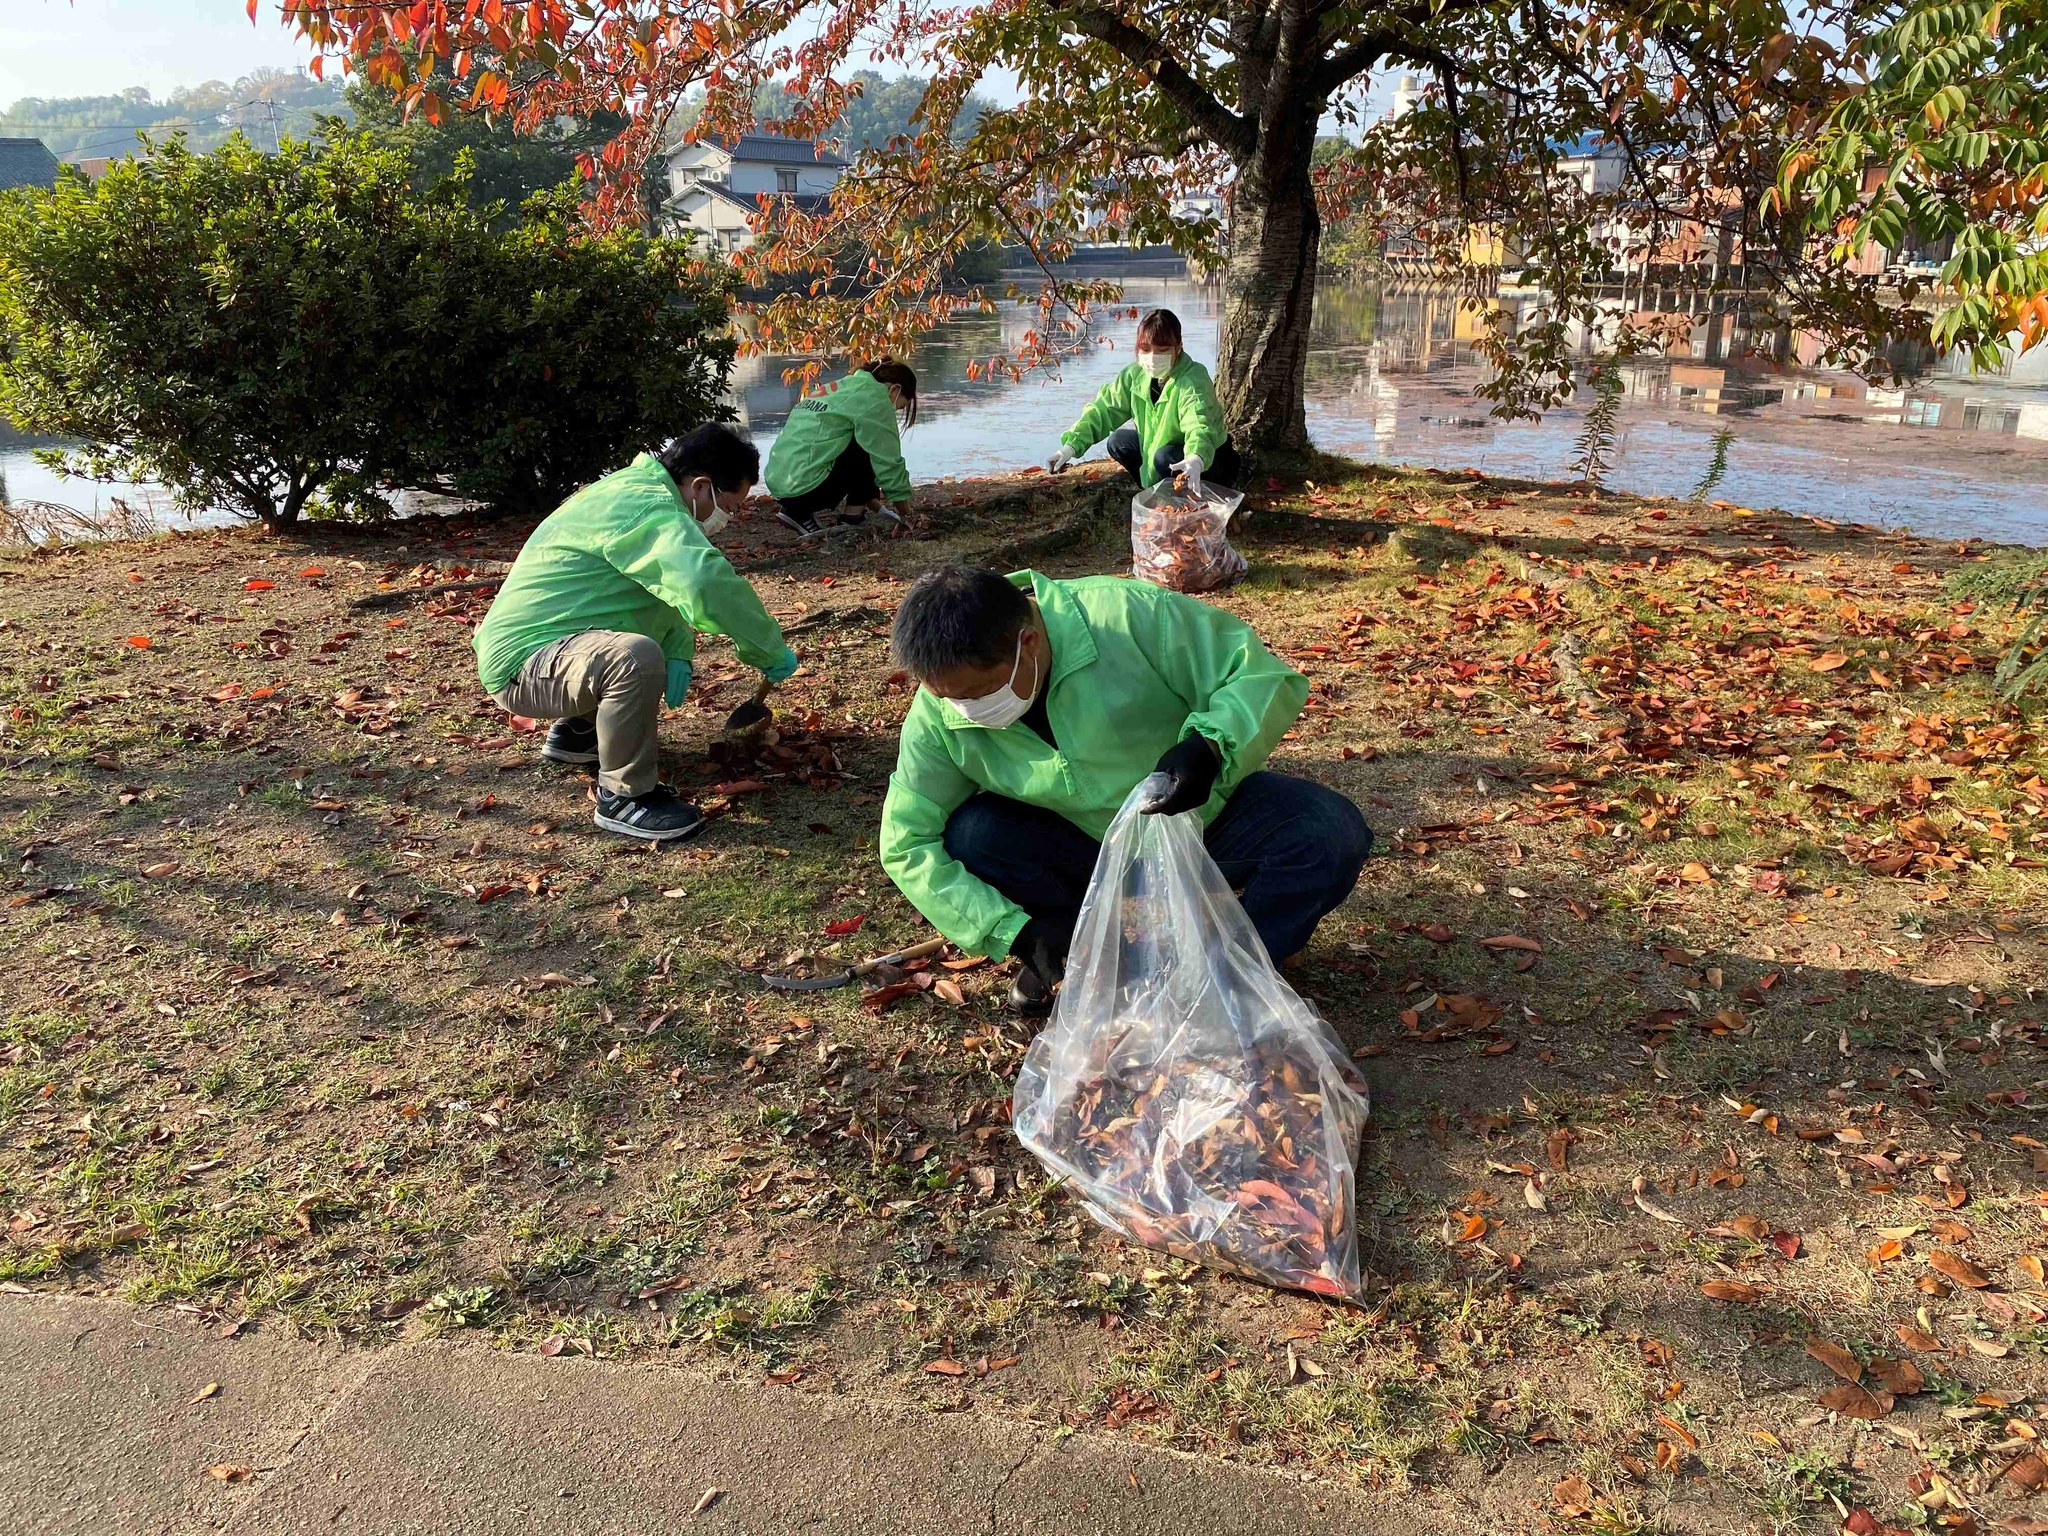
[{"x1": 4, "y1": 458, "x2": 2046, "y2": 1534}]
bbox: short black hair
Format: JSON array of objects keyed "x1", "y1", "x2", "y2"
[
  {"x1": 892, "y1": 565, "x2": 1031, "y2": 677},
  {"x1": 657, "y1": 423, "x2": 759, "y2": 493},
  {"x1": 1136, "y1": 308, "x2": 1183, "y2": 350}
]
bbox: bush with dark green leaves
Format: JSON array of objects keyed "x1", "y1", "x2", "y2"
[{"x1": 0, "y1": 128, "x2": 734, "y2": 527}]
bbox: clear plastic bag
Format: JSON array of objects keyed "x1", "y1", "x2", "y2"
[
  {"x1": 1130, "y1": 481, "x2": 1247, "y2": 593},
  {"x1": 1012, "y1": 774, "x2": 1370, "y2": 1298}
]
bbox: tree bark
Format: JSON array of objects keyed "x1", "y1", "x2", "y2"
[{"x1": 1215, "y1": 134, "x2": 1321, "y2": 465}]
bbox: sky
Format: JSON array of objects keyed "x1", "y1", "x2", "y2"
[{"x1": 0, "y1": 0, "x2": 316, "y2": 105}]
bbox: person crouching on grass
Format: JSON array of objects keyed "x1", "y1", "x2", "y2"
[
  {"x1": 764, "y1": 360, "x2": 918, "y2": 537},
  {"x1": 1046, "y1": 308, "x2": 1241, "y2": 495},
  {"x1": 878, "y1": 564, "x2": 1372, "y2": 1016},
  {"x1": 471, "y1": 423, "x2": 799, "y2": 845}
]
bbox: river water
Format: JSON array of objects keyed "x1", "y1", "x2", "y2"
[{"x1": 9, "y1": 275, "x2": 2048, "y2": 544}]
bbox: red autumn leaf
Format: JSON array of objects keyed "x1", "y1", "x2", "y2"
[
  {"x1": 1929, "y1": 1249, "x2": 1992, "y2": 1288},
  {"x1": 1770, "y1": 1231, "x2": 1803, "y2": 1260},
  {"x1": 475, "y1": 883, "x2": 515, "y2": 904},
  {"x1": 244, "y1": 579, "x2": 274, "y2": 591},
  {"x1": 298, "y1": 567, "x2": 326, "y2": 578},
  {"x1": 713, "y1": 779, "x2": 768, "y2": 797},
  {"x1": 126, "y1": 634, "x2": 152, "y2": 648},
  {"x1": 823, "y1": 914, "x2": 867, "y2": 936},
  {"x1": 859, "y1": 981, "x2": 925, "y2": 1012}
]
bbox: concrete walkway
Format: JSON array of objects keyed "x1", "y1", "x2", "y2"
[{"x1": 2, "y1": 1293, "x2": 1388, "y2": 1535}]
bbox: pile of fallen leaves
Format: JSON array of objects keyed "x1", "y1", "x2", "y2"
[
  {"x1": 1130, "y1": 485, "x2": 1245, "y2": 594},
  {"x1": 1025, "y1": 1032, "x2": 1368, "y2": 1298}
]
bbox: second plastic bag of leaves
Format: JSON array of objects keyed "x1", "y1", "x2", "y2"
[{"x1": 1012, "y1": 774, "x2": 1370, "y2": 1297}]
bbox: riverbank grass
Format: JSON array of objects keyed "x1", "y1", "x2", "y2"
[{"x1": 3, "y1": 461, "x2": 2045, "y2": 1533}]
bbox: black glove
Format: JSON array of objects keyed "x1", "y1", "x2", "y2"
[
  {"x1": 1141, "y1": 734, "x2": 1221, "y2": 816},
  {"x1": 1013, "y1": 914, "x2": 1073, "y2": 985}
]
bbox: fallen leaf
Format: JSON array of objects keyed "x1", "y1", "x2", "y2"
[
  {"x1": 1524, "y1": 1177, "x2": 1547, "y2": 1211},
  {"x1": 859, "y1": 981, "x2": 925, "y2": 1013},
  {"x1": 1478, "y1": 934, "x2": 1542, "y2": 953},
  {"x1": 691, "y1": 1488, "x2": 724, "y2": 1516},
  {"x1": 1770, "y1": 1231, "x2": 1803, "y2": 1261},
  {"x1": 923, "y1": 1359, "x2": 967, "y2": 1377},
  {"x1": 1553, "y1": 1474, "x2": 1595, "y2": 1518},
  {"x1": 1546, "y1": 1128, "x2": 1571, "y2": 1172},
  {"x1": 202, "y1": 1463, "x2": 252, "y2": 1483},
  {"x1": 1930, "y1": 1250, "x2": 1992, "y2": 1288},
  {"x1": 712, "y1": 779, "x2": 768, "y2": 797},
  {"x1": 141, "y1": 861, "x2": 179, "y2": 878},
  {"x1": 1810, "y1": 651, "x2": 1849, "y2": 673},
  {"x1": 1631, "y1": 1176, "x2": 1682, "y2": 1224},
  {"x1": 1894, "y1": 1324, "x2": 1944, "y2": 1352},
  {"x1": 1805, "y1": 1339, "x2": 1862, "y2": 1384},
  {"x1": 932, "y1": 977, "x2": 966, "y2": 1007},
  {"x1": 1700, "y1": 1279, "x2": 1764, "y2": 1303},
  {"x1": 1419, "y1": 923, "x2": 1455, "y2": 943},
  {"x1": 1966, "y1": 1337, "x2": 2012, "y2": 1358},
  {"x1": 823, "y1": 915, "x2": 867, "y2": 937},
  {"x1": 125, "y1": 634, "x2": 152, "y2": 649},
  {"x1": 1867, "y1": 1357, "x2": 1926, "y2": 1395},
  {"x1": 2004, "y1": 1453, "x2": 2048, "y2": 1492},
  {"x1": 2021, "y1": 1255, "x2": 2046, "y2": 1288},
  {"x1": 1818, "y1": 1382, "x2": 1893, "y2": 1420},
  {"x1": 1678, "y1": 861, "x2": 1714, "y2": 884},
  {"x1": 189, "y1": 1382, "x2": 221, "y2": 1403},
  {"x1": 243, "y1": 579, "x2": 274, "y2": 592}
]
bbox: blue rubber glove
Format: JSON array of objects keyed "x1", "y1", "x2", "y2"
[
  {"x1": 665, "y1": 658, "x2": 693, "y2": 708},
  {"x1": 763, "y1": 645, "x2": 800, "y2": 685}
]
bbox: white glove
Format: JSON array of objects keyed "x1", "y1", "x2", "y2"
[
  {"x1": 1169, "y1": 454, "x2": 1205, "y2": 496},
  {"x1": 1047, "y1": 446, "x2": 1074, "y2": 474}
]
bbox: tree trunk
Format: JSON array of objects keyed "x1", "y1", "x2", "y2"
[{"x1": 1215, "y1": 135, "x2": 1321, "y2": 466}]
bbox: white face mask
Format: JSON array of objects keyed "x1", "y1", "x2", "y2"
[
  {"x1": 945, "y1": 631, "x2": 1033, "y2": 729},
  {"x1": 1138, "y1": 349, "x2": 1177, "y2": 381},
  {"x1": 689, "y1": 483, "x2": 732, "y2": 537}
]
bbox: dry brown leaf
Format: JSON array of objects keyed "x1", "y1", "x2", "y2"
[
  {"x1": 188, "y1": 1382, "x2": 220, "y2": 1404},
  {"x1": 1966, "y1": 1337, "x2": 2012, "y2": 1358},
  {"x1": 1546, "y1": 1127, "x2": 1571, "y2": 1172},
  {"x1": 690, "y1": 1488, "x2": 724, "y2": 1516},
  {"x1": 2021, "y1": 1255, "x2": 2047, "y2": 1288},
  {"x1": 1700, "y1": 1279, "x2": 1764, "y2": 1303},
  {"x1": 1818, "y1": 1382, "x2": 1894, "y2": 1420},
  {"x1": 923, "y1": 1359, "x2": 967, "y2": 1377},
  {"x1": 1930, "y1": 1250, "x2": 1992, "y2": 1288},
  {"x1": 1866, "y1": 1357, "x2": 1926, "y2": 1396},
  {"x1": 1631, "y1": 1176, "x2": 1682, "y2": 1224},
  {"x1": 1478, "y1": 934, "x2": 1542, "y2": 953},
  {"x1": 2004, "y1": 1453, "x2": 2048, "y2": 1493},
  {"x1": 1805, "y1": 1339, "x2": 1862, "y2": 1384},
  {"x1": 1553, "y1": 1474, "x2": 1595, "y2": 1518},
  {"x1": 1810, "y1": 651, "x2": 1849, "y2": 672},
  {"x1": 201, "y1": 1464, "x2": 252, "y2": 1483},
  {"x1": 1894, "y1": 1324, "x2": 1944, "y2": 1352},
  {"x1": 1524, "y1": 1177, "x2": 1548, "y2": 1212},
  {"x1": 931, "y1": 977, "x2": 966, "y2": 1007}
]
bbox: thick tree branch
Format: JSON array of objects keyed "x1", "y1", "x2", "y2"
[{"x1": 1061, "y1": 4, "x2": 1255, "y2": 158}]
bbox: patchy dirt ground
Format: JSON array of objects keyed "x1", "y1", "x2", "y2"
[{"x1": 3, "y1": 459, "x2": 2047, "y2": 1535}]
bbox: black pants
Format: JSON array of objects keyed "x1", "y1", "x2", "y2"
[
  {"x1": 778, "y1": 442, "x2": 879, "y2": 521},
  {"x1": 1105, "y1": 428, "x2": 1243, "y2": 491},
  {"x1": 942, "y1": 772, "x2": 1371, "y2": 964}
]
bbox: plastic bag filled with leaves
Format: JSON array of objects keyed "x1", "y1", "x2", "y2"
[
  {"x1": 1130, "y1": 479, "x2": 1246, "y2": 593},
  {"x1": 1012, "y1": 775, "x2": 1370, "y2": 1298}
]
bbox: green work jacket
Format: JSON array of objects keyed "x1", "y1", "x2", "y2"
[
  {"x1": 1060, "y1": 356, "x2": 1227, "y2": 487},
  {"x1": 880, "y1": 570, "x2": 1307, "y2": 958},
  {"x1": 472, "y1": 453, "x2": 795, "y2": 695}
]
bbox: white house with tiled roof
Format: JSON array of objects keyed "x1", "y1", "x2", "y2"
[{"x1": 661, "y1": 132, "x2": 847, "y2": 253}]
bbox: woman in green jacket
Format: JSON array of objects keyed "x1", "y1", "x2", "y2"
[
  {"x1": 764, "y1": 360, "x2": 919, "y2": 536},
  {"x1": 1048, "y1": 309, "x2": 1241, "y2": 494}
]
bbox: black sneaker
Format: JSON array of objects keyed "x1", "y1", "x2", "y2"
[
  {"x1": 540, "y1": 717, "x2": 599, "y2": 766},
  {"x1": 592, "y1": 786, "x2": 706, "y2": 844},
  {"x1": 776, "y1": 508, "x2": 823, "y2": 538}
]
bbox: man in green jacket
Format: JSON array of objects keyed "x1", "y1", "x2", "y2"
[
  {"x1": 474, "y1": 424, "x2": 800, "y2": 844},
  {"x1": 880, "y1": 565, "x2": 1371, "y2": 1014},
  {"x1": 1047, "y1": 309, "x2": 1242, "y2": 493}
]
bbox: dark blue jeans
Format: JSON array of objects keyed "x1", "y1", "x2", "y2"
[
  {"x1": 1104, "y1": 427, "x2": 1243, "y2": 491},
  {"x1": 943, "y1": 771, "x2": 1371, "y2": 963}
]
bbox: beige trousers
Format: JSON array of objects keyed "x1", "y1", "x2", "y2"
[{"x1": 491, "y1": 630, "x2": 665, "y2": 797}]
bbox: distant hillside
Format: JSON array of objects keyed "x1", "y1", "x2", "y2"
[{"x1": 0, "y1": 67, "x2": 348, "y2": 162}]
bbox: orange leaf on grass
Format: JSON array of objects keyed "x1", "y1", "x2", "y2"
[
  {"x1": 1894, "y1": 1324, "x2": 1944, "y2": 1352},
  {"x1": 1805, "y1": 1339, "x2": 1862, "y2": 1383},
  {"x1": 1810, "y1": 651, "x2": 1849, "y2": 672},
  {"x1": 823, "y1": 915, "x2": 866, "y2": 937},
  {"x1": 244, "y1": 579, "x2": 274, "y2": 591},
  {"x1": 1700, "y1": 1279, "x2": 1764, "y2": 1303},
  {"x1": 1818, "y1": 1382, "x2": 1893, "y2": 1420},
  {"x1": 1929, "y1": 1250, "x2": 1992, "y2": 1288},
  {"x1": 125, "y1": 635, "x2": 152, "y2": 648}
]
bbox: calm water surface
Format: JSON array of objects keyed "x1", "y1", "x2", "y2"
[{"x1": 9, "y1": 275, "x2": 2048, "y2": 543}]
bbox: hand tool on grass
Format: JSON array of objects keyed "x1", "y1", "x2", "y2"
[
  {"x1": 722, "y1": 676, "x2": 774, "y2": 740},
  {"x1": 760, "y1": 936, "x2": 948, "y2": 992}
]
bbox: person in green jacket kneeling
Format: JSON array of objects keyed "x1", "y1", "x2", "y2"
[
  {"x1": 880, "y1": 565, "x2": 1372, "y2": 1016},
  {"x1": 765, "y1": 361, "x2": 918, "y2": 537},
  {"x1": 1047, "y1": 309, "x2": 1241, "y2": 495},
  {"x1": 473, "y1": 424, "x2": 800, "y2": 845}
]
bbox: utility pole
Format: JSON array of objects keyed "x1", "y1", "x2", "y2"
[{"x1": 264, "y1": 100, "x2": 282, "y2": 154}]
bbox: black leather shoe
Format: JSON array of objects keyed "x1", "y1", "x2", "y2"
[{"x1": 1009, "y1": 964, "x2": 1055, "y2": 1017}]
